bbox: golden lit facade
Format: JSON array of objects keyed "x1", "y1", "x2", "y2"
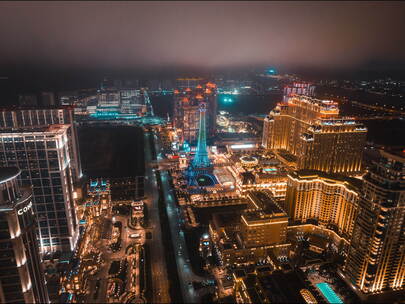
[
  {"x1": 298, "y1": 121, "x2": 367, "y2": 174},
  {"x1": 208, "y1": 191, "x2": 290, "y2": 267},
  {"x1": 240, "y1": 211, "x2": 288, "y2": 248},
  {"x1": 262, "y1": 96, "x2": 339, "y2": 153},
  {"x1": 283, "y1": 82, "x2": 315, "y2": 102},
  {"x1": 237, "y1": 172, "x2": 288, "y2": 199},
  {"x1": 285, "y1": 170, "x2": 361, "y2": 240},
  {"x1": 241, "y1": 191, "x2": 288, "y2": 248},
  {"x1": 262, "y1": 95, "x2": 367, "y2": 175},
  {"x1": 173, "y1": 82, "x2": 217, "y2": 144},
  {"x1": 344, "y1": 150, "x2": 405, "y2": 295}
]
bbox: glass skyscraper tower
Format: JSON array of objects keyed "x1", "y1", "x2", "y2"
[{"x1": 0, "y1": 125, "x2": 78, "y2": 253}]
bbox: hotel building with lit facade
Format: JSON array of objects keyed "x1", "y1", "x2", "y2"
[
  {"x1": 175, "y1": 77, "x2": 204, "y2": 89},
  {"x1": 262, "y1": 95, "x2": 367, "y2": 175},
  {"x1": 343, "y1": 149, "x2": 405, "y2": 297},
  {"x1": 241, "y1": 191, "x2": 288, "y2": 248},
  {"x1": 0, "y1": 125, "x2": 78, "y2": 253},
  {"x1": 0, "y1": 106, "x2": 82, "y2": 182},
  {"x1": 209, "y1": 190, "x2": 289, "y2": 266},
  {"x1": 283, "y1": 82, "x2": 315, "y2": 102},
  {"x1": 0, "y1": 167, "x2": 49, "y2": 303},
  {"x1": 173, "y1": 82, "x2": 217, "y2": 144},
  {"x1": 285, "y1": 170, "x2": 361, "y2": 242}
]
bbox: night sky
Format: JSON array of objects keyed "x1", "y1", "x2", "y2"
[{"x1": 0, "y1": 1, "x2": 405, "y2": 72}]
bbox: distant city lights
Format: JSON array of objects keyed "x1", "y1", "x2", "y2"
[{"x1": 222, "y1": 97, "x2": 234, "y2": 103}]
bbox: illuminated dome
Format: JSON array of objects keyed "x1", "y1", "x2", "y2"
[
  {"x1": 240, "y1": 156, "x2": 258, "y2": 167},
  {"x1": 217, "y1": 115, "x2": 229, "y2": 127}
]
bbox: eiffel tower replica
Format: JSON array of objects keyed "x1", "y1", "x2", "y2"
[{"x1": 187, "y1": 102, "x2": 215, "y2": 186}]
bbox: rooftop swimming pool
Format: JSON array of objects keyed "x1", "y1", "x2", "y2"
[{"x1": 316, "y1": 282, "x2": 343, "y2": 304}]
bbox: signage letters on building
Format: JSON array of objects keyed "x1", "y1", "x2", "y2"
[{"x1": 17, "y1": 201, "x2": 32, "y2": 215}]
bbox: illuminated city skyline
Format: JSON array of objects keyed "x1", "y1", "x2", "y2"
[{"x1": 0, "y1": 1, "x2": 404, "y2": 304}]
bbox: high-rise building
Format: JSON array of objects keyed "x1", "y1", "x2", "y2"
[
  {"x1": 344, "y1": 149, "x2": 405, "y2": 295},
  {"x1": 119, "y1": 89, "x2": 144, "y2": 114},
  {"x1": 40, "y1": 92, "x2": 56, "y2": 106},
  {"x1": 262, "y1": 95, "x2": 367, "y2": 175},
  {"x1": 147, "y1": 79, "x2": 162, "y2": 92},
  {"x1": 161, "y1": 79, "x2": 174, "y2": 91},
  {"x1": 173, "y1": 82, "x2": 217, "y2": 144},
  {"x1": 176, "y1": 77, "x2": 203, "y2": 89},
  {"x1": 97, "y1": 91, "x2": 121, "y2": 111},
  {"x1": 143, "y1": 89, "x2": 154, "y2": 117},
  {"x1": 0, "y1": 167, "x2": 49, "y2": 303},
  {"x1": 285, "y1": 170, "x2": 361, "y2": 240},
  {"x1": 297, "y1": 120, "x2": 367, "y2": 174},
  {"x1": 283, "y1": 82, "x2": 315, "y2": 102},
  {"x1": 0, "y1": 106, "x2": 82, "y2": 181},
  {"x1": 18, "y1": 94, "x2": 38, "y2": 107},
  {"x1": 262, "y1": 96, "x2": 339, "y2": 153},
  {"x1": 0, "y1": 125, "x2": 78, "y2": 253}
]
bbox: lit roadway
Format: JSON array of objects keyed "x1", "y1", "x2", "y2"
[
  {"x1": 160, "y1": 169, "x2": 205, "y2": 303},
  {"x1": 143, "y1": 130, "x2": 171, "y2": 303},
  {"x1": 151, "y1": 129, "x2": 207, "y2": 303}
]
